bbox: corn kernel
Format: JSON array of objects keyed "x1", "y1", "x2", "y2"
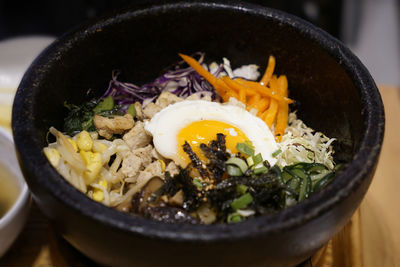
[
  {"x1": 80, "y1": 151, "x2": 102, "y2": 184},
  {"x1": 93, "y1": 141, "x2": 107, "y2": 153},
  {"x1": 44, "y1": 147, "x2": 61, "y2": 167},
  {"x1": 98, "y1": 178, "x2": 108, "y2": 189},
  {"x1": 93, "y1": 190, "x2": 104, "y2": 202},
  {"x1": 68, "y1": 139, "x2": 78, "y2": 152},
  {"x1": 76, "y1": 130, "x2": 93, "y2": 151},
  {"x1": 158, "y1": 160, "x2": 166, "y2": 172}
]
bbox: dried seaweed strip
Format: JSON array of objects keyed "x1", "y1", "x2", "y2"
[
  {"x1": 182, "y1": 141, "x2": 209, "y2": 178},
  {"x1": 200, "y1": 134, "x2": 230, "y2": 181}
]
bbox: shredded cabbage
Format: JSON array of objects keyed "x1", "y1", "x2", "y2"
[{"x1": 275, "y1": 112, "x2": 336, "y2": 169}]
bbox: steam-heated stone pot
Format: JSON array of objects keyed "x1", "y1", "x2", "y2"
[{"x1": 12, "y1": 1, "x2": 384, "y2": 266}]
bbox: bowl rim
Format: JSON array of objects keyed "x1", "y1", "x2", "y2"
[
  {"x1": 0, "y1": 127, "x2": 30, "y2": 228},
  {"x1": 12, "y1": 1, "x2": 384, "y2": 242}
]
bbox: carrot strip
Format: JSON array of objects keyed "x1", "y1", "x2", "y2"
[
  {"x1": 263, "y1": 100, "x2": 278, "y2": 127},
  {"x1": 235, "y1": 79, "x2": 293, "y2": 104},
  {"x1": 238, "y1": 86, "x2": 246, "y2": 104},
  {"x1": 249, "y1": 97, "x2": 270, "y2": 115},
  {"x1": 179, "y1": 53, "x2": 218, "y2": 87},
  {"x1": 263, "y1": 77, "x2": 279, "y2": 127},
  {"x1": 260, "y1": 55, "x2": 276, "y2": 86},
  {"x1": 222, "y1": 77, "x2": 255, "y2": 98},
  {"x1": 275, "y1": 75, "x2": 289, "y2": 141},
  {"x1": 247, "y1": 94, "x2": 261, "y2": 107},
  {"x1": 217, "y1": 78, "x2": 237, "y2": 101}
]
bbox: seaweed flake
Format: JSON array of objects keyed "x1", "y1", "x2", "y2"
[
  {"x1": 200, "y1": 133, "x2": 230, "y2": 181},
  {"x1": 182, "y1": 141, "x2": 209, "y2": 178}
]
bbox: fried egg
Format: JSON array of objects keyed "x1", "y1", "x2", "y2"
[{"x1": 145, "y1": 100, "x2": 278, "y2": 167}]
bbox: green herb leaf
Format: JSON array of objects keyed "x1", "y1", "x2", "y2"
[
  {"x1": 93, "y1": 96, "x2": 114, "y2": 113},
  {"x1": 126, "y1": 104, "x2": 136, "y2": 118}
]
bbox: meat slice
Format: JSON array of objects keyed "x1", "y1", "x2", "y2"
[
  {"x1": 155, "y1": 92, "x2": 183, "y2": 108},
  {"x1": 120, "y1": 145, "x2": 153, "y2": 178},
  {"x1": 143, "y1": 92, "x2": 183, "y2": 119},
  {"x1": 123, "y1": 121, "x2": 152, "y2": 150},
  {"x1": 94, "y1": 114, "x2": 134, "y2": 139}
]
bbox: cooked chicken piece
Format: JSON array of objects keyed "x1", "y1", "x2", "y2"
[
  {"x1": 186, "y1": 92, "x2": 212, "y2": 101},
  {"x1": 123, "y1": 160, "x2": 164, "y2": 198},
  {"x1": 165, "y1": 161, "x2": 180, "y2": 176},
  {"x1": 155, "y1": 92, "x2": 183, "y2": 108},
  {"x1": 94, "y1": 114, "x2": 134, "y2": 139},
  {"x1": 120, "y1": 153, "x2": 141, "y2": 178},
  {"x1": 143, "y1": 92, "x2": 183, "y2": 119},
  {"x1": 168, "y1": 190, "x2": 184, "y2": 206},
  {"x1": 142, "y1": 102, "x2": 162, "y2": 119},
  {"x1": 120, "y1": 145, "x2": 153, "y2": 178},
  {"x1": 123, "y1": 121, "x2": 152, "y2": 150},
  {"x1": 133, "y1": 145, "x2": 153, "y2": 167},
  {"x1": 134, "y1": 102, "x2": 144, "y2": 121}
]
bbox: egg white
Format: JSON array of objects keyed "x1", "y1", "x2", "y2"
[{"x1": 144, "y1": 100, "x2": 278, "y2": 166}]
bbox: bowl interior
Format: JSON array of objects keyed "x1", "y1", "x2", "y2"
[{"x1": 13, "y1": 2, "x2": 383, "y2": 239}]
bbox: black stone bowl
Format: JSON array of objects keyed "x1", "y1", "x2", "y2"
[{"x1": 12, "y1": 1, "x2": 384, "y2": 266}]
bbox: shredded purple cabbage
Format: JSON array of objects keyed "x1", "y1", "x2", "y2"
[{"x1": 102, "y1": 52, "x2": 223, "y2": 112}]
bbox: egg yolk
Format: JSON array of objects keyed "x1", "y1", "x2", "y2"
[{"x1": 177, "y1": 120, "x2": 249, "y2": 167}]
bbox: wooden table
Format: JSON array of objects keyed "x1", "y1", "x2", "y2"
[{"x1": 1, "y1": 86, "x2": 399, "y2": 267}]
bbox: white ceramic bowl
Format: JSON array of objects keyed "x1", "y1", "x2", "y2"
[{"x1": 0, "y1": 126, "x2": 30, "y2": 257}]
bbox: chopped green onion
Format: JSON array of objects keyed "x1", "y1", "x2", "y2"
[
  {"x1": 245, "y1": 140, "x2": 254, "y2": 149},
  {"x1": 253, "y1": 165, "x2": 268, "y2": 174},
  {"x1": 193, "y1": 178, "x2": 203, "y2": 188},
  {"x1": 252, "y1": 153, "x2": 263, "y2": 165},
  {"x1": 246, "y1": 156, "x2": 254, "y2": 167},
  {"x1": 236, "y1": 142, "x2": 255, "y2": 157},
  {"x1": 227, "y1": 212, "x2": 243, "y2": 223},
  {"x1": 272, "y1": 149, "x2": 282, "y2": 157},
  {"x1": 231, "y1": 193, "x2": 253, "y2": 210},
  {"x1": 236, "y1": 184, "x2": 248, "y2": 195},
  {"x1": 93, "y1": 96, "x2": 114, "y2": 113},
  {"x1": 126, "y1": 104, "x2": 136, "y2": 117},
  {"x1": 226, "y1": 157, "x2": 248, "y2": 173},
  {"x1": 226, "y1": 165, "x2": 243, "y2": 176},
  {"x1": 263, "y1": 160, "x2": 271, "y2": 169}
]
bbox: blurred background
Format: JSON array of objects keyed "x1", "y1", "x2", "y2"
[{"x1": 0, "y1": 0, "x2": 398, "y2": 86}]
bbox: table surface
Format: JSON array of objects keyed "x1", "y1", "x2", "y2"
[{"x1": 0, "y1": 86, "x2": 399, "y2": 267}]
